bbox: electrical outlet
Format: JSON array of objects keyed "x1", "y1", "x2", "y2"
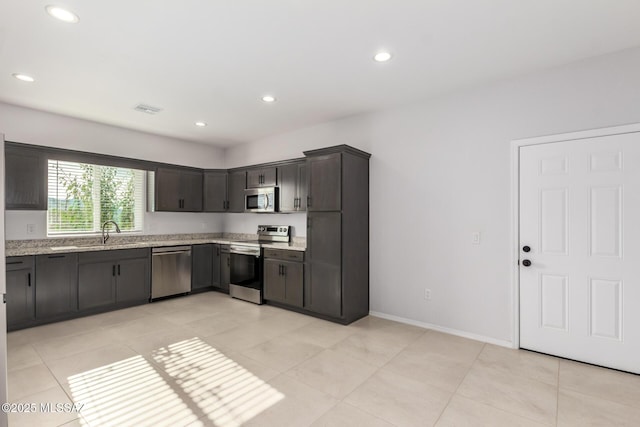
[
  {"x1": 424, "y1": 288, "x2": 432, "y2": 300},
  {"x1": 472, "y1": 231, "x2": 481, "y2": 245},
  {"x1": 26, "y1": 224, "x2": 36, "y2": 235}
]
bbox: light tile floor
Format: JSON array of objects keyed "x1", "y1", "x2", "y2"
[{"x1": 6, "y1": 291, "x2": 640, "y2": 427}]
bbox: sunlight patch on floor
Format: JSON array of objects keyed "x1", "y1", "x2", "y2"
[
  {"x1": 68, "y1": 354, "x2": 200, "y2": 426},
  {"x1": 67, "y1": 337, "x2": 283, "y2": 426},
  {"x1": 153, "y1": 337, "x2": 284, "y2": 427}
]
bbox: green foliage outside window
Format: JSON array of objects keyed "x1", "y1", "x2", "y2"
[{"x1": 48, "y1": 160, "x2": 142, "y2": 234}]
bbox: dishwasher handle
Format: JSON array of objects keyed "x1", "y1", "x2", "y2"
[
  {"x1": 152, "y1": 246, "x2": 191, "y2": 254},
  {"x1": 152, "y1": 250, "x2": 191, "y2": 256}
]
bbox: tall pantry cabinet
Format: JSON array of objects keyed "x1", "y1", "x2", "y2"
[{"x1": 303, "y1": 145, "x2": 370, "y2": 324}]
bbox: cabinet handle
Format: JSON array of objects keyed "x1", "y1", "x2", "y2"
[
  {"x1": 112, "y1": 265, "x2": 116, "y2": 276},
  {"x1": 27, "y1": 273, "x2": 31, "y2": 287},
  {"x1": 294, "y1": 198, "x2": 298, "y2": 209},
  {"x1": 307, "y1": 196, "x2": 311, "y2": 208},
  {"x1": 47, "y1": 255, "x2": 66, "y2": 259},
  {"x1": 227, "y1": 257, "x2": 230, "y2": 267},
  {"x1": 278, "y1": 264, "x2": 283, "y2": 276},
  {"x1": 282, "y1": 265, "x2": 286, "y2": 276},
  {"x1": 118, "y1": 264, "x2": 121, "y2": 276}
]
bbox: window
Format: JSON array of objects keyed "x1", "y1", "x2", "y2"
[{"x1": 47, "y1": 160, "x2": 145, "y2": 235}]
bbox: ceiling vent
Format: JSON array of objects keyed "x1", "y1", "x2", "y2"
[{"x1": 133, "y1": 104, "x2": 163, "y2": 115}]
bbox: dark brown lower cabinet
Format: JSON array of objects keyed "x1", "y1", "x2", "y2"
[
  {"x1": 78, "y1": 260, "x2": 116, "y2": 310},
  {"x1": 305, "y1": 212, "x2": 342, "y2": 318},
  {"x1": 192, "y1": 244, "x2": 214, "y2": 291},
  {"x1": 264, "y1": 249, "x2": 304, "y2": 308},
  {"x1": 212, "y1": 244, "x2": 222, "y2": 288},
  {"x1": 219, "y1": 245, "x2": 230, "y2": 292},
  {"x1": 6, "y1": 256, "x2": 36, "y2": 330},
  {"x1": 78, "y1": 249, "x2": 150, "y2": 311},
  {"x1": 35, "y1": 253, "x2": 78, "y2": 321}
]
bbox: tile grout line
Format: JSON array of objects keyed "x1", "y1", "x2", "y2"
[
  {"x1": 332, "y1": 328, "x2": 432, "y2": 426},
  {"x1": 431, "y1": 342, "x2": 487, "y2": 427}
]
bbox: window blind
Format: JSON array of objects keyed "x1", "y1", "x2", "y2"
[{"x1": 47, "y1": 160, "x2": 145, "y2": 234}]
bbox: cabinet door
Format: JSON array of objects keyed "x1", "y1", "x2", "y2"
[
  {"x1": 263, "y1": 259, "x2": 285, "y2": 302},
  {"x1": 212, "y1": 244, "x2": 221, "y2": 287},
  {"x1": 227, "y1": 171, "x2": 246, "y2": 212},
  {"x1": 5, "y1": 146, "x2": 47, "y2": 210},
  {"x1": 116, "y1": 257, "x2": 150, "y2": 303},
  {"x1": 181, "y1": 170, "x2": 203, "y2": 211},
  {"x1": 192, "y1": 244, "x2": 213, "y2": 290},
  {"x1": 261, "y1": 168, "x2": 277, "y2": 186},
  {"x1": 35, "y1": 254, "x2": 78, "y2": 319},
  {"x1": 219, "y1": 251, "x2": 230, "y2": 291},
  {"x1": 305, "y1": 212, "x2": 342, "y2": 317},
  {"x1": 204, "y1": 172, "x2": 228, "y2": 212},
  {"x1": 283, "y1": 260, "x2": 303, "y2": 307},
  {"x1": 297, "y1": 162, "x2": 307, "y2": 212},
  {"x1": 155, "y1": 168, "x2": 182, "y2": 211},
  {"x1": 79, "y1": 261, "x2": 116, "y2": 310},
  {"x1": 278, "y1": 164, "x2": 298, "y2": 212},
  {"x1": 246, "y1": 169, "x2": 263, "y2": 189},
  {"x1": 246, "y1": 168, "x2": 277, "y2": 188},
  {"x1": 307, "y1": 153, "x2": 341, "y2": 211},
  {"x1": 6, "y1": 268, "x2": 35, "y2": 328}
]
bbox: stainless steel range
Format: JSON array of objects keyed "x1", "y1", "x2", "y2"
[{"x1": 229, "y1": 225, "x2": 290, "y2": 304}]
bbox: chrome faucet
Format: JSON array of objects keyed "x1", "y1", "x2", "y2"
[{"x1": 102, "y1": 220, "x2": 121, "y2": 244}]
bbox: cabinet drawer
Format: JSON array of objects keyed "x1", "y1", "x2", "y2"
[
  {"x1": 263, "y1": 249, "x2": 304, "y2": 262},
  {"x1": 79, "y1": 248, "x2": 149, "y2": 264},
  {"x1": 6, "y1": 256, "x2": 34, "y2": 271}
]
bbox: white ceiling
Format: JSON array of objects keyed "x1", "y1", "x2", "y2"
[{"x1": 2, "y1": 1, "x2": 640, "y2": 147}]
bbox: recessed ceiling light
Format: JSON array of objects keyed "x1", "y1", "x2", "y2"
[
  {"x1": 261, "y1": 95, "x2": 276, "y2": 103},
  {"x1": 12, "y1": 73, "x2": 35, "y2": 83},
  {"x1": 195, "y1": 122, "x2": 207, "y2": 127},
  {"x1": 45, "y1": 5, "x2": 80, "y2": 23},
  {"x1": 373, "y1": 51, "x2": 392, "y2": 62}
]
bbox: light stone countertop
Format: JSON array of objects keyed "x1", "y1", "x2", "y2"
[{"x1": 6, "y1": 233, "x2": 306, "y2": 257}]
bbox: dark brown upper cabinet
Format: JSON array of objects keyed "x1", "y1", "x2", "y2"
[
  {"x1": 5, "y1": 145, "x2": 47, "y2": 210},
  {"x1": 227, "y1": 170, "x2": 247, "y2": 212},
  {"x1": 155, "y1": 167, "x2": 203, "y2": 212},
  {"x1": 246, "y1": 167, "x2": 277, "y2": 188},
  {"x1": 203, "y1": 170, "x2": 228, "y2": 212},
  {"x1": 306, "y1": 152, "x2": 341, "y2": 211},
  {"x1": 278, "y1": 161, "x2": 307, "y2": 212}
]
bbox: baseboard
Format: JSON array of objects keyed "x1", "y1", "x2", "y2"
[{"x1": 369, "y1": 310, "x2": 515, "y2": 349}]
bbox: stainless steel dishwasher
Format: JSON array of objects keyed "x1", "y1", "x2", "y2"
[{"x1": 151, "y1": 246, "x2": 192, "y2": 299}]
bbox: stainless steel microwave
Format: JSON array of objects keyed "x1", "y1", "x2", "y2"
[{"x1": 245, "y1": 187, "x2": 278, "y2": 212}]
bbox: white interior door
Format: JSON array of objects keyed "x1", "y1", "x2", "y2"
[{"x1": 519, "y1": 132, "x2": 640, "y2": 374}]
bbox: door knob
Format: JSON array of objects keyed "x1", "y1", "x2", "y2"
[
  {"x1": 522, "y1": 245, "x2": 531, "y2": 253},
  {"x1": 522, "y1": 259, "x2": 532, "y2": 267}
]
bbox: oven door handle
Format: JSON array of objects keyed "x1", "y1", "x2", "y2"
[{"x1": 230, "y1": 248, "x2": 261, "y2": 256}]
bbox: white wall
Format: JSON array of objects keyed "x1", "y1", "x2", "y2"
[
  {"x1": 0, "y1": 103, "x2": 225, "y2": 169},
  {"x1": 224, "y1": 47, "x2": 640, "y2": 344},
  {"x1": 4, "y1": 210, "x2": 224, "y2": 240},
  {"x1": 0, "y1": 102, "x2": 226, "y2": 238},
  {"x1": 223, "y1": 213, "x2": 307, "y2": 238}
]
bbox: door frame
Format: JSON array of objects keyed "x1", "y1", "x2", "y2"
[{"x1": 509, "y1": 123, "x2": 640, "y2": 349}]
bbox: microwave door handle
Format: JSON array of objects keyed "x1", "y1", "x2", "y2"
[{"x1": 264, "y1": 193, "x2": 270, "y2": 209}]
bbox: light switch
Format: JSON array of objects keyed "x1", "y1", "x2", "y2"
[{"x1": 472, "y1": 231, "x2": 481, "y2": 244}]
